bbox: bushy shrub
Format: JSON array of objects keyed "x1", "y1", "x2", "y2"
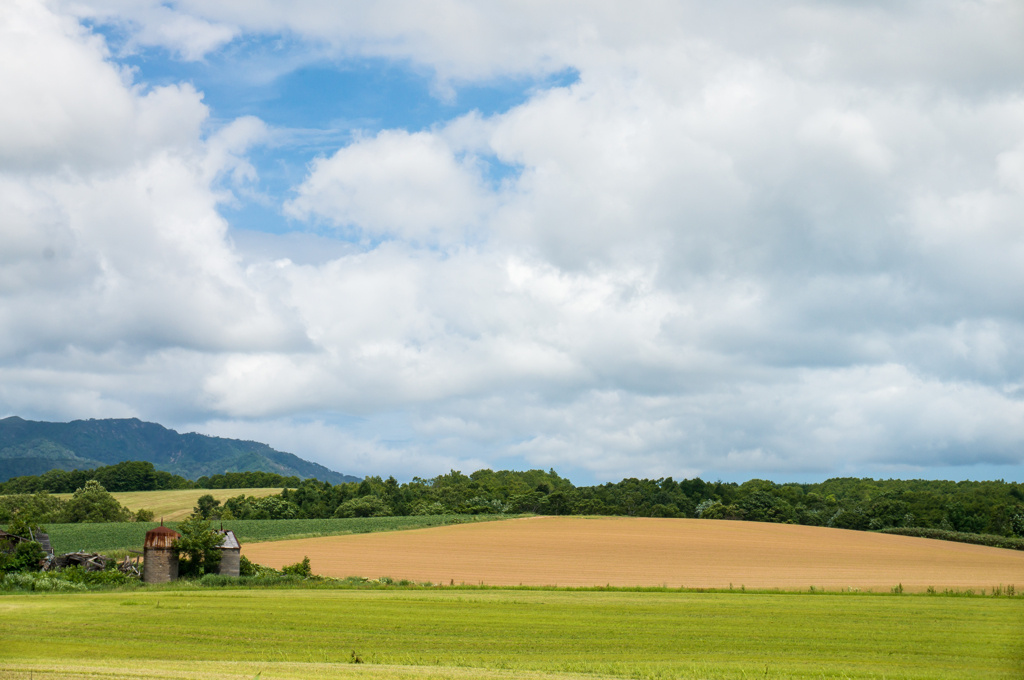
[
  {"x1": 199, "y1": 573, "x2": 237, "y2": 587},
  {"x1": 281, "y1": 556, "x2": 312, "y2": 578},
  {"x1": 0, "y1": 572, "x2": 88, "y2": 592},
  {"x1": 238, "y1": 555, "x2": 278, "y2": 577},
  {"x1": 0, "y1": 539, "x2": 45, "y2": 573},
  {"x1": 878, "y1": 527, "x2": 1024, "y2": 551}
]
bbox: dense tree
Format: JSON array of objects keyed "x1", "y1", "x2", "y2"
[
  {"x1": 5, "y1": 457, "x2": 1023, "y2": 541},
  {"x1": 61, "y1": 480, "x2": 132, "y2": 523},
  {"x1": 174, "y1": 516, "x2": 223, "y2": 577},
  {"x1": 0, "y1": 492, "x2": 65, "y2": 525},
  {"x1": 0, "y1": 461, "x2": 191, "y2": 494},
  {"x1": 193, "y1": 494, "x2": 221, "y2": 520}
]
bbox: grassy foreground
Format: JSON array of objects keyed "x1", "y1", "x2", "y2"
[
  {"x1": 43, "y1": 514, "x2": 516, "y2": 554},
  {"x1": 1, "y1": 589, "x2": 1022, "y2": 680}
]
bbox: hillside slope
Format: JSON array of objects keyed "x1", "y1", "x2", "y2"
[{"x1": 0, "y1": 416, "x2": 358, "y2": 484}]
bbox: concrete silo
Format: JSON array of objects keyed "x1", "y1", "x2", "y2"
[{"x1": 143, "y1": 523, "x2": 180, "y2": 584}]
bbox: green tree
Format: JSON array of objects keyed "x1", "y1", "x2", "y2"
[
  {"x1": 0, "y1": 491, "x2": 66, "y2": 525},
  {"x1": 333, "y1": 496, "x2": 392, "y2": 518},
  {"x1": 1010, "y1": 509, "x2": 1024, "y2": 537},
  {"x1": 193, "y1": 494, "x2": 221, "y2": 519},
  {"x1": 173, "y1": 516, "x2": 223, "y2": 578},
  {"x1": 61, "y1": 480, "x2": 132, "y2": 523}
]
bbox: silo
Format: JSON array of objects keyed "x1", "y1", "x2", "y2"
[
  {"x1": 215, "y1": 530, "x2": 241, "y2": 577},
  {"x1": 143, "y1": 523, "x2": 181, "y2": 584}
]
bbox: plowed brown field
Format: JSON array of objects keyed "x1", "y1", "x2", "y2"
[{"x1": 242, "y1": 516, "x2": 1024, "y2": 592}]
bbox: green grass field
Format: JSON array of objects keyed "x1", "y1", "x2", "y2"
[
  {"x1": 43, "y1": 514, "x2": 514, "y2": 554},
  {"x1": 52, "y1": 488, "x2": 286, "y2": 521},
  {"x1": 0, "y1": 589, "x2": 1021, "y2": 680}
]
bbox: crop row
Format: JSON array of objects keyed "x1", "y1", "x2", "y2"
[{"x1": 43, "y1": 514, "x2": 513, "y2": 554}]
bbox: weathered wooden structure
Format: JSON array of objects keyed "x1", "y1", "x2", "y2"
[
  {"x1": 54, "y1": 552, "x2": 110, "y2": 571},
  {"x1": 143, "y1": 523, "x2": 180, "y2": 584},
  {"x1": 214, "y1": 529, "x2": 241, "y2": 577},
  {"x1": 0, "y1": 529, "x2": 50, "y2": 554}
]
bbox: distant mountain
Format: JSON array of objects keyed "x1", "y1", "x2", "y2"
[{"x1": 0, "y1": 416, "x2": 360, "y2": 484}]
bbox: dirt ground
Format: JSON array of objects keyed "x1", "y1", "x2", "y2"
[{"x1": 241, "y1": 516, "x2": 1024, "y2": 592}]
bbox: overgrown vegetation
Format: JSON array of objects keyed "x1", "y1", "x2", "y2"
[
  {"x1": 878, "y1": 526, "x2": 1024, "y2": 550},
  {"x1": 173, "y1": 517, "x2": 222, "y2": 577}
]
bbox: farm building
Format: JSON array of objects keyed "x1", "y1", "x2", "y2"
[
  {"x1": 142, "y1": 523, "x2": 180, "y2": 584},
  {"x1": 0, "y1": 529, "x2": 52, "y2": 558},
  {"x1": 214, "y1": 529, "x2": 240, "y2": 577}
]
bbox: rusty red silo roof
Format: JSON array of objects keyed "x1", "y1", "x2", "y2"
[{"x1": 144, "y1": 524, "x2": 180, "y2": 549}]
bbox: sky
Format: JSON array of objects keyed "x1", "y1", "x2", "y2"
[{"x1": 2, "y1": 0, "x2": 1024, "y2": 485}]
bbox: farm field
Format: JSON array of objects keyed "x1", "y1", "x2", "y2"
[
  {"x1": 0, "y1": 589, "x2": 1021, "y2": 680},
  {"x1": 42, "y1": 514, "x2": 514, "y2": 554},
  {"x1": 52, "y1": 488, "x2": 286, "y2": 521},
  {"x1": 243, "y1": 516, "x2": 1024, "y2": 592}
]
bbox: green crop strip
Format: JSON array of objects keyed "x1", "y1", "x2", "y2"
[
  {"x1": 39, "y1": 514, "x2": 518, "y2": 554},
  {"x1": 1, "y1": 589, "x2": 1021, "y2": 679}
]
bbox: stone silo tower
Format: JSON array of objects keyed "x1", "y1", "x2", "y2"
[
  {"x1": 214, "y1": 529, "x2": 241, "y2": 577},
  {"x1": 143, "y1": 523, "x2": 181, "y2": 584}
]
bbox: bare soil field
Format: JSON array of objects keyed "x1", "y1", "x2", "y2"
[{"x1": 243, "y1": 516, "x2": 1024, "y2": 592}]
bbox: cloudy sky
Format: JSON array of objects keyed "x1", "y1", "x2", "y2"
[{"x1": 2, "y1": 0, "x2": 1024, "y2": 484}]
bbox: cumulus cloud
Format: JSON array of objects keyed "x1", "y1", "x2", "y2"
[
  {"x1": 285, "y1": 130, "x2": 493, "y2": 244},
  {"x1": 3, "y1": 0, "x2": 1024, "y2": 483}
]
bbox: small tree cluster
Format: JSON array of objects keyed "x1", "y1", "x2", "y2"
[{"x1": 173, "y1": 517, "x2": 222, "y2": 578}]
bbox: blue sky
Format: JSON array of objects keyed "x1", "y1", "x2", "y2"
[
  {"x1": 101, "y1": 27, "x2": 578, "y2": 236},
  {"x1": 2, "y1": 0, "x2": 1024, "y2": 485}
]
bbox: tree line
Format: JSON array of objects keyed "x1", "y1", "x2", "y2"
[
  {"x1": 3, "y1": 461, "x2": 1023, "y2": 539},
  {"x1": 208, "y1": 469, "x2": 1024, "y2": 539},
  {"x1": 0, "y1": 479, "x2": 153, "y2": 528},
  {"x1": 0, "y1": 461, "x2": 303, "y2": 494}
]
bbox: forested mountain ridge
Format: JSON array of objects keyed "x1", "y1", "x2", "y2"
[{"x1": 0, "y1": 416, "x2": 358, "y2": 484}]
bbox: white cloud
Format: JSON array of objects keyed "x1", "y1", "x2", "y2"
[
  {"x1": 4, "y1": 0, "x2": 1024, "y2": 483},
  {"x1": 285, "y1": 130, "x2": 493, "y2": 244}
]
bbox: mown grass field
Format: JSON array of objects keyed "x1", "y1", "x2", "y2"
[
  {"x1": 43, "y1": 514, "x2": 515, "y2": 554},
  {"x1": 0, "y1": 588, "x2": 1021, "y2": 679},
  {"x1": 52, "y1": 488, "x2": 286, "y2": 521}
]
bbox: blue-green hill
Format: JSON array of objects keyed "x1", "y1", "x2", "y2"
[{"x1": 0, "y1": 416, "x2": 357, "y2": 484}]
